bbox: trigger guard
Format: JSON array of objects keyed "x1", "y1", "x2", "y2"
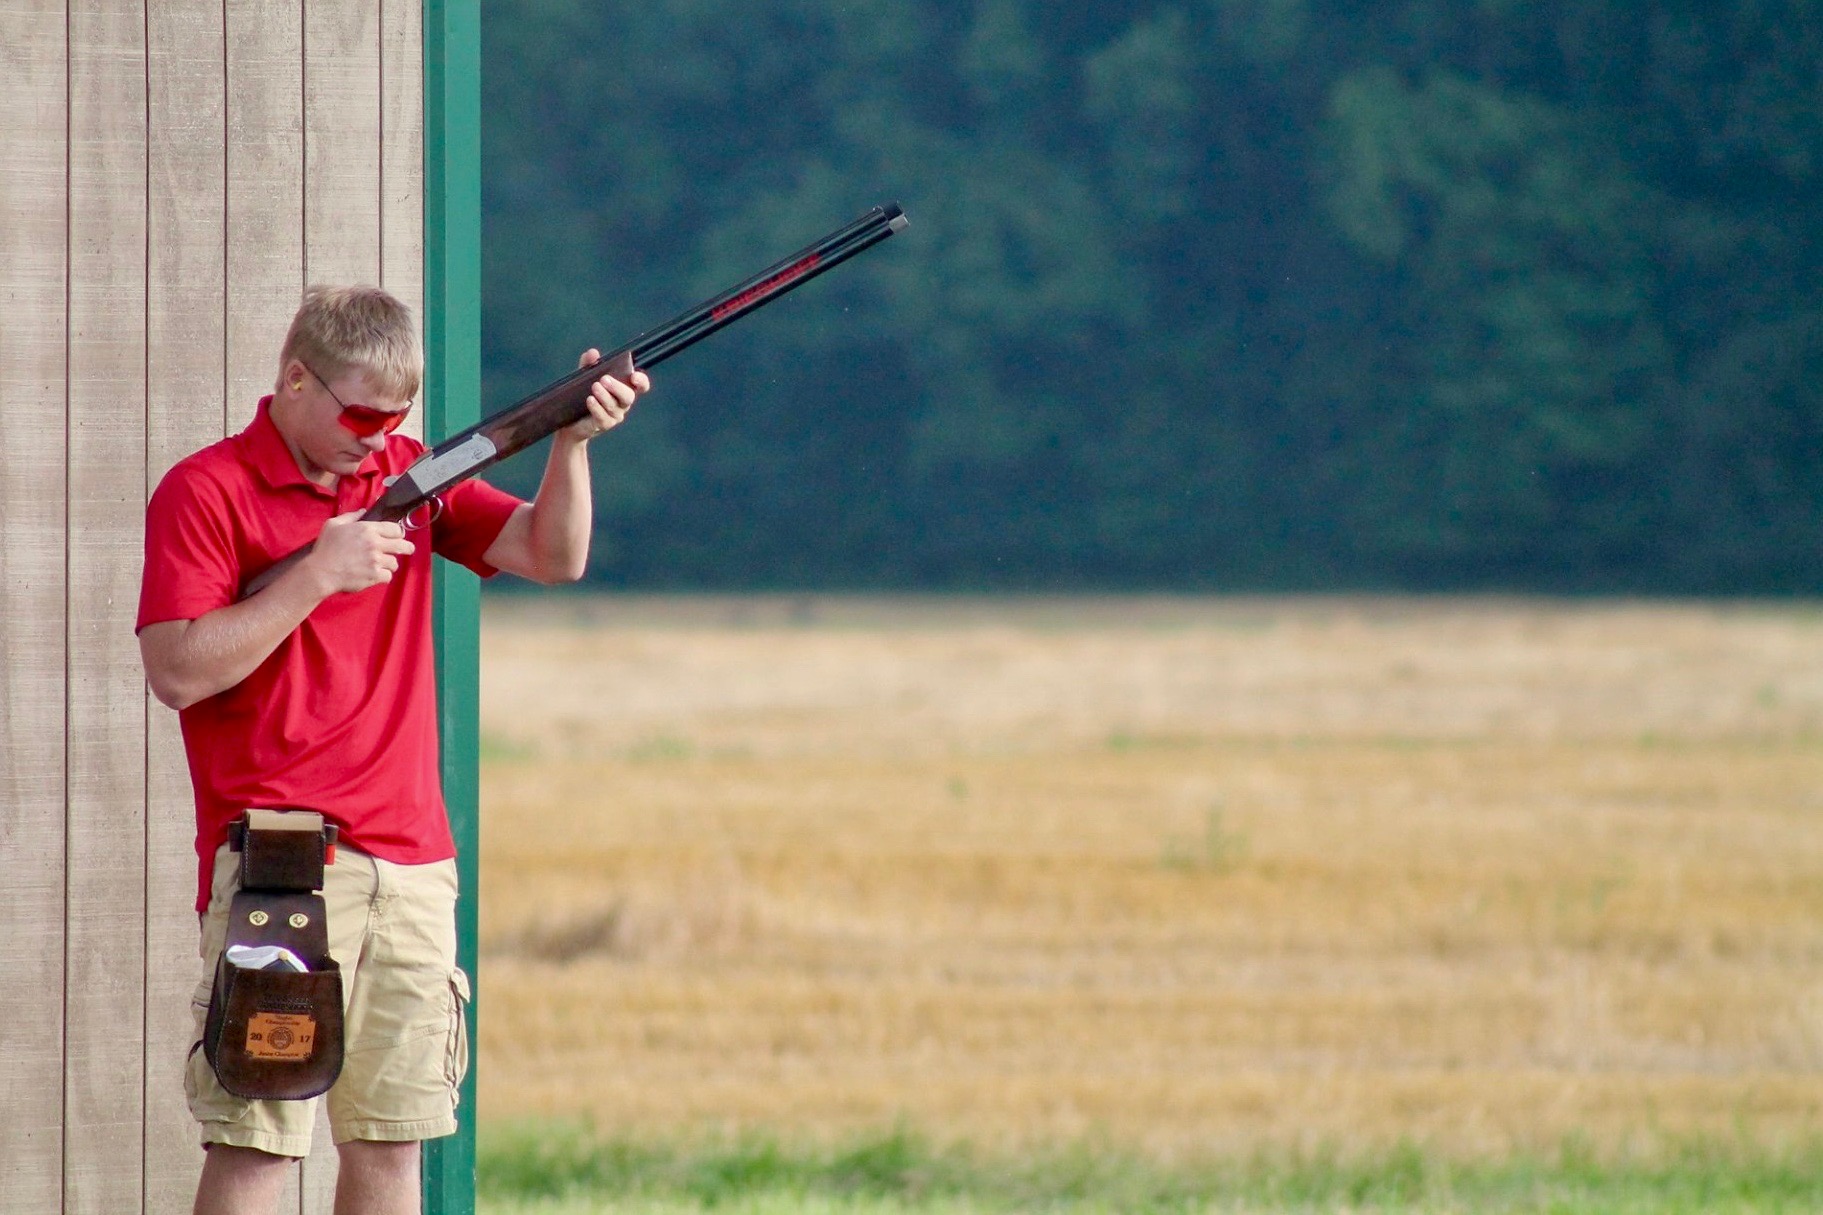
[{"x1": 402, "y1": 496, "x2": 444, "y2": 532}]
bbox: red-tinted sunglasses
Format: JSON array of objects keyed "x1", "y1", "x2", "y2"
[{"x1": 301, "y1": 362, "x2": 414, "y2": 437}]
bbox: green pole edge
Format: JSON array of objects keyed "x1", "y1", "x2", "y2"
[{"x1": 423, "y1": 0, "x2": 481, "y2": 1210}]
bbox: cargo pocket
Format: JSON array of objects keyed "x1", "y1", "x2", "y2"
[
  {"x1": 186, "y1": 984, "x2": 250, "y2": 1123},
  {"x1": 444, "y1": 968, "x2": 472, "y2": 1105}
]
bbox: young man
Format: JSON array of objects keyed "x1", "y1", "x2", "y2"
[{"x1": 137, "y1": 285, "x2": 647, "y2": 1215}]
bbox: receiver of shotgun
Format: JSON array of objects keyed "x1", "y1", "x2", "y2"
[{"x1": 241, "y1": 202, "x2": 908, "y2": 597}]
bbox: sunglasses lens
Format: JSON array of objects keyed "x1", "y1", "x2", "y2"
[{"x1": 338, "y1": 404, "x2": 408, "y2": 437}]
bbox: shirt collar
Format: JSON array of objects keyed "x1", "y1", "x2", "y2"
[{"x1": 243, "y1": 395, "x2": 387, "y2": 496}]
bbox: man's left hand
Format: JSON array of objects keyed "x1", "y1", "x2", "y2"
[{"x1": 562, "y1": 348, "x2": 650, "y2": 441}]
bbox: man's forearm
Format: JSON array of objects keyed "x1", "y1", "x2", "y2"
[
  {"x1": 519, "y1": 433, "x2": 595, "y2": 583},
  {"x1": 141, "y1": 561, "x2": 332, "y2": 710}
]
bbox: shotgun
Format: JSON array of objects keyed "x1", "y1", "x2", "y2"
[{"x1": 242, "y1": 202, "x2": 908, "y2": 597}]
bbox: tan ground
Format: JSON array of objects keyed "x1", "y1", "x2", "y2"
[{"x1": 477, "y1": 595, "x2": 1823, "y2": 1161}]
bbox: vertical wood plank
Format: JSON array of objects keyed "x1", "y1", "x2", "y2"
[
  {"x1": 225, "y1": 5, "x2": 307, "y2": 1208},
  {"x1": 301, "y1": 4, "x2": 378, "y2": 1202},
  {"x1": 145, "y1": 0, "x2": 227, "y2": 1207},
  {"x1": 226, "y1": 0, "x2": 303, "y2": 433},
  {"x1": 64, "y1": 0, "x2": 150, "y2": 1211},
  {"x1": 300, "y1": 4, "x2": 387, "y2": 1194},
  {"x1": 304, "y1": 0, "x2": 382, "y2": 288},
  {"x1": 0, "y1": 0, "x2": 70, "y2": 1206},
  {"x1": 380, "y1": 0, "x2": 425, "y2": 443},
  {"x1": 297, "y1": 7, "x2": 375, "y2": 1204}
]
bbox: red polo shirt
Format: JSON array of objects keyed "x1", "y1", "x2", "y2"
[{"x1": 137, "y1": 397, "x2": 523, "y2": 910}]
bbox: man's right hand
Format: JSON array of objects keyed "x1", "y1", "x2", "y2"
[{"x1": 305, "y1": 510, "x2": 416, "y2": 594}]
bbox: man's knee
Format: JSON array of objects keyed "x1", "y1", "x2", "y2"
[
  {"x1": 338, "y1": 1138, "x2": 419, "y2": 1166},
  {"x1": 203, "y1": 1142, "x2": 294, "y2": 1177},
  {"x1": 194, "y1": 1144, "x2": 293, "y2": 1215},
  {"x1": 337, "y1": 1137, "x2": 421, "y2": 1187}
]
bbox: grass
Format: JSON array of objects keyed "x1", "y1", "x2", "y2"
[{"x1": 477, "y1": 1125, "x2": 1823, "y2": 1213}]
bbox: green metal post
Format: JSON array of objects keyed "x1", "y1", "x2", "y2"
[{"x1": 422, "y1": 0, "x2": 481, "y2": 1211}]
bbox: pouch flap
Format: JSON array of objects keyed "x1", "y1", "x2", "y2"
[{"x1": 236, "y1": 810, "x2": 330, "y2": 891}]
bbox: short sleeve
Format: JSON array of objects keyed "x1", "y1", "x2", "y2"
[
  {"x1": 137, "y1": 461, "x2": 242, "y2": 631},
  {"x1": 431, "y1": 476, "x2": 525, "y2": 576}
]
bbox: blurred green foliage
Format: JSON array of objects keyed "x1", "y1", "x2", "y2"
[{"x1": 481, "y1": 1, "x2": 1823, "y2": 591}]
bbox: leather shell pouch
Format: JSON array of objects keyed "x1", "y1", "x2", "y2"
[{"x1": 202, "y1": 811, "x2": 345, "y2": 1100}]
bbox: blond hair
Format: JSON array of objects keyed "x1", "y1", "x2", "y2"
[{"x1": 278, "y1": 284, "x2": 422, "y2": 402}]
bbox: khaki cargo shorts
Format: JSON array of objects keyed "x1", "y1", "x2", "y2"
[{"x1": 186, "y1": 843, "x2": 470, "y2": 1157}]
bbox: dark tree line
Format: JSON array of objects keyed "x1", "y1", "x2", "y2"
[{"x1": 481, "y1": 0, "x2": 1823, "y2": 591}]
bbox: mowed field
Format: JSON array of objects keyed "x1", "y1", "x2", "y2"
[{"x1": 476, "y1": 595, "x2": 1823, "y2": 1163}]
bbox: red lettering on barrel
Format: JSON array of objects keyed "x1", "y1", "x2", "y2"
[{"x1": 711, "y1": 254, "x2": 821, "y2": 320}]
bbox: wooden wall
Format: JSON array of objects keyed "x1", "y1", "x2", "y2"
[{"x1": 0, "y1": 2, "x2": 424, "y2": 1211}]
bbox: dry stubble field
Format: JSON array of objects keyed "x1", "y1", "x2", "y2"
[{"x1": 477, "y1": 595, "x2": 1823, "y2": 1163}]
